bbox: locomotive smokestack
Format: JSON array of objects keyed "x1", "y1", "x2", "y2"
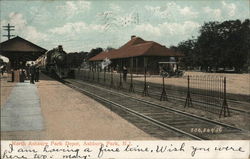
[{"x1": 58, "y1": 45, "x2": 63, "y2": 51}]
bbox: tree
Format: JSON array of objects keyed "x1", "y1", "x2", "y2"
[
  {"x1": 105, "y1": 46, "x2": 115, "y2": 51},
  {"x1": 87, "y1": 47, "x2": 104, "y2": 60},
  {"x1": 173, "y1": 39, "x2": 198, "y2": 70},
  {"x1": 176, "y1": 19, "x2": 250, "y2": 72},
  {"x1": 196, "y1": 21, "x2": 222, "y2": 71}
]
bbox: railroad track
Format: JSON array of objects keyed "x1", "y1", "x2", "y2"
[
  {"x1": 80, "y1": 74, "x2": 250, "y2": 115},
  {"x1": 63, "y1": 78, "x2": 247, "y2": 140}
]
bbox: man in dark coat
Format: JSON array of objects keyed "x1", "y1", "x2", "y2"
[
  {"x1": 26, "y1": 64, "x2": 30, "y2": 80},
  {"x1": 29, "y1": 63, "x2": 35, "y2": 84},
  {"x1": 123, "y1": 66, "x2": 128, "y2": 81},
  {"x1": 34, "y1": 66, "x2": 40, "y2": 82}
]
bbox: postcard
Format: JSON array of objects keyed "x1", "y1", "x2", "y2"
[{"x1": 0, "y1": 0, "x2": 249, "y2": 158}]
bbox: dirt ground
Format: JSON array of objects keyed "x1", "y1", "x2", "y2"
[
  {"x1": 134, "y1": 71, "x2": 250, "y2": 96},
  {"x1": 0, "y1": 73, "x2": 16, "y2": 108},
  {"x1": 1, "y1": 73, "x2": 157, "y2": 140}
]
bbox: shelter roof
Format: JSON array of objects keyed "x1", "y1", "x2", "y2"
[
  {"x1": 0, "y1": 36, "x2": 47, "y2": 61},
  {"x1": 89, "y1": 37, "x2": 183, "y2": 61}
]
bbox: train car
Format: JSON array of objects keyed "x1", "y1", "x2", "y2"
[{"x1": 36, "y1": 45, "x2": 70, "y2": 78}]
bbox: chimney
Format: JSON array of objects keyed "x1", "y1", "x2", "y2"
[
  {"x1": 131, "y1": 35, "x2": 136, "y2": 39},
  {"x1": 58, "y1": 45, "x2": 63, "y2": 51}
]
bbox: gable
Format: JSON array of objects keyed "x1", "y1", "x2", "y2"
[{"x1": 0, "y1": 36, "x2": 47, "y2": 52}]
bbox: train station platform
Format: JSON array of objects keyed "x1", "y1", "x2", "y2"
[
  {"x1": 1, "y1": 81, "x2": 43, "y2": 131},
  {"x1": 1, "y1": 73, "x2": 155, "y2": 140}
]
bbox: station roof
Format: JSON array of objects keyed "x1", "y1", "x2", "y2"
[
  {"x1": 89, "y1": 37, "x2": 183, "y2": 61},
  {"x1": 0, "y1": 36, "x2": 47, "y2": 61}
]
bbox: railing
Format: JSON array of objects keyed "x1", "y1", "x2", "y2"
[
  {"x1": 184, "y1": 75, "x2": 230, "y2": 117},
  {"x1": 75, "y1": 68, "x2": 230, "y2": 118}
]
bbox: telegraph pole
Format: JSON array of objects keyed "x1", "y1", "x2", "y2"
[
  {"x1": 136, "y1": 12, "x2": 139, "y2": 24},
  {"x1": 2, "y1": 23, "x2": 15, "y2": 40}
]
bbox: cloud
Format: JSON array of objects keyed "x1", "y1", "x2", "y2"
[
  {"x1": 110, "y1": 3, "x2": 122, "y2": 12},
  {"x1": 1, "y1": 12, "x2": 47, "y2": 43},
  {"x1": 8, "y1": 12, "x2": 27, "y2": 26},
  {"x1": 179, "y1": 7, "x2": 198, "y2": 17},
  {"x1": 57, "y1": 1, "x2": 91, "y2": 17},
  {"x1": 49, "y1": 22, "x2": 105, "y2": 35},
  {"x1": 133, "y1": 21, "x2": 200, "y2": 39},
  {"x1": 145, "y1": 5, "x2": 169, "y2": 19},
  {"x1": 127, "y1": 20, "x2": 201, "y2": 47},
  {"x1": 96, "y1": 10, "x2": 138, "y2": 31},
  {"x1": 202, "y1": 1, "x2": 238, "y2": 20},
  {"x1": 115, "y1": 13, "x2": 138, "y2": 27},
  {"x1": 160, "y1": 21, "x2": 200, "y2": 35},
  {"x1": 203, "y1": 6, "x2": 222, "y2": 20},
  {"x1": 134, "y1": 23, "x2": 161, "y2": 36},
  {"x1": 25, "y1": 26, "x2": 48, "y2": 42},
  {"x1": 145, "y1": 2, "x2": 198, "y2": 19},
  {"x1": 222, "y1": 1, "x2": 236, "y2": 17},
  {"x1": 145, "y1": 1, "x2": 239, "y2": 23}
]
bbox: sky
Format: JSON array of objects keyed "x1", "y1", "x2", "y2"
[{"x1": 0, "y1": 0, "x2": 249, "y2": 57}]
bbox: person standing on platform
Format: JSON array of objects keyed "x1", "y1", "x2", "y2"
[
  {"x1": 35, "y1": 65, "x2": 40, "y2": 82},
  {"x1": 123, "y1": 66, "x2": 128, "y2": 82},
  {"x1": 29, "y1": 62, "x2": 35, "y2": 84},
  {"x1": 26, "y1": 64, "x2": 30, "y2": 80}
]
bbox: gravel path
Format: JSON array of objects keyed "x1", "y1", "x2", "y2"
[{"x1": 1, "y1": 73, "x2": 16, "y2": 108}]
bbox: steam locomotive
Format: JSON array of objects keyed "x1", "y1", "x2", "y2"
[{"x1": 36, "y1": 45, "x2": 71, "y2": 78}]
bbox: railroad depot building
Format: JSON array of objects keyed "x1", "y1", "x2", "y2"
[
  {"x1": 0, "y1": 36, "x2": 47, "y2": 70},
  {"x1": 89, "y1": 36, "x2": 183, "y2": 74},
  {"x1": 0, "y1": 36, "x2": 47, "y2": 82}
]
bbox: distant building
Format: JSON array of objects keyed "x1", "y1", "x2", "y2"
[{"x1": 89, "y1": 36, "x2": 183, "y2": 74}]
